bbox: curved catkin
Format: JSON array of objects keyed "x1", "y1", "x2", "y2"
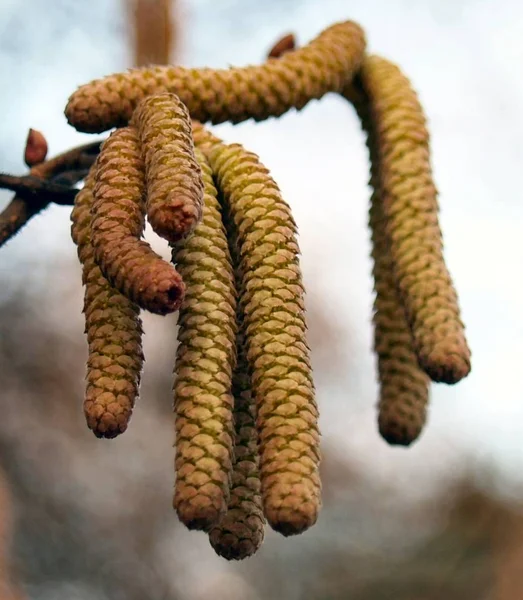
[
  {"x1": 65, "y1": 21, "x2": 366, "y2": 133},
  {"x1": 71, "y1": 167, "x2": 144, "y2": 438},
  {"x1": 346, "y1": 84, "x2": 430, "y2": 445},
  {"x1": 208, "y1": 142, "x2": 321, "y2": 537},
  {"x1": 171, "y1": 149, "x2": 236, "y2": 531},
  {"x1": 352, "y1": 55, "x2": 471, "y2": 384},
  {"x1": 131, "y1": 93, "x2": 204, "y2": 243},
  {"x1": 91, "y1": 126, "x2": 185, "y2": 315},
  {"x1": 209, "y1": 234, "x2": 265, "y2": 560}
]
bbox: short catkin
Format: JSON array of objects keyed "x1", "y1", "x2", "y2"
[
  {"x1": 353, "y1": 55, "x2": 471, "y2": 384},
  {"x1": 65, "y1": 21, "x2": 366, "y2": 133},
  {"x1": 171, "y1": 148, "x2": 236, "y2": 531},
  {"x1": 208, "y1": 141, "x2": 321, "y2": 537},
  {"x1": 91, "y1": 126, "x2": 185, "y2": 315},
  {"x1": 71, "y1": 166, "x2": 144, "y2": 438},
  {"x1": 345, "y1": 81, "x2": 430, "y2": 445},
  {"x1": 131, "y1": 93, "x2": 204, "y2": 243}
]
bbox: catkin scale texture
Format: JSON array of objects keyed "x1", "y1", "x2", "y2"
[
  {"x1": 91, "y1": 126, "x2": 185, "y2": 315},
  {"x1": 71, "y1": 167, "x2": 144, "y2": 438},
  {"x1": 345, "y1": 82, "x2": 430, "y2": 445},
  {"x1": 65, "y1": 21, "x2": 366, "y2": 134},
  {"x1": 208, "y1": 142, "x2": 321, "y2": 537},
  {"x1": 354, "y1": 56, "x2": 471, "y2": 384},
  {"x1": 132, "y1": 93, "x2": 204, "y2": 244},
  {"x1": 208, "y1": 221, "x2": 265, "y2": 560},
  {"x1": 171, "y1": 149, "x2": 236, "y2": 531}
]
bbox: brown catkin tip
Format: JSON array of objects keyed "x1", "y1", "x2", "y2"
[
  {"x1": 91, "y1": 126, "x2": 185, "y2": 315},
  {"x1": 131, "y1": 93, "x2": 204, "y2": 243},
  {"x1": 349, "y1": 55, "x2": 471, "y2": 385},
  {"x1": 207, "y1": 142, "x2": 321, "y2": 537},
  {"x1": 347, "y1": 82, "x2": 430, "y2": 446},
  {"x1": 71, "y1": 167, "x2": 144, "y2": 438},
  {"x1": 65, "y1": 21, "x2": 366, "y2": 133},
  {"x1": 209, "y1": 233, "x2": 265, "y2": 560},
  {"x1": 171, "y1": 148, "x2": 236, "y2": 531}
]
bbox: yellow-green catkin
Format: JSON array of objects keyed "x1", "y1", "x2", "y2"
[
  {"x1": 345, "y1": 83, "x2": 430, "y2": 445},
  {"x1": 354, "y1": 55, "x2": 471, "y2": 384},
  {"x1": 65, "y1": 21, "x2": 366, "y2": 133},
  {"x1": 209, "y1": 232, "x2": 265, "y2": 560},
  {"x1": 91, "y1": 126, "x2": 185, "y2": 315},
  {"x1": 371, "y1": 195, "x2": 431, "y2": 445},
  {"x1": 208, "y1": 142, "x2": 321, "y2": 537},
  {"x1": 131, "y1": 93, "x2": 204, "y2": 243},
  {"x1": 71, "y1": 166, "x2": 144, "y2": 439},
  {"x1": 170, "y1": 149, "x2": 236, "y2": 531}
]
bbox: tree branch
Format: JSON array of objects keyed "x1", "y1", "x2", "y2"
[{"x1": 0, "y1": 141, "x2": 101, "y2": 248}]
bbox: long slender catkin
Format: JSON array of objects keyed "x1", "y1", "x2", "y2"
[
  {"x1": 91, "y1": 126, "x2": 185, "y2": 315},
  {"x1": 209, "y1": 220, "x2": 265, "y2": 560},
  {"x1": 65, "y1": 21, "x2": 366, "y2": 133},
  {"x1": 171, "y1": 148, "x2": 236, "y2": 530},
  {"x1": 344, "y1": 83, "x2": 430, "y2": 445},
  {"x1": 351, "y1": 56, "x2": 471, "y2": 384},
  {"x1": 207, "y1": 142, "x2": 321, "y2": 537},
  {"x1": 132, "y1": 93, "x2": 204, "y2": 243},
  {"x1": 71, "y1": 166, "x2": 144, "y2": 438}
]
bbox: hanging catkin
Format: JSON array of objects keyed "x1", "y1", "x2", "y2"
[
  {"x1": 170, "y1": 148, "x2": 236, "y2": 530},
  {"x1": 208, "y1": 220, "x2": 265, "y2": 560},
  {"x1": 344, "y1": 82, "x2": 430, "y2": 445},
  {"x1": 91, "y1": 126, "x2": 185, "y2": 315},
  {"x1": 65, "y1": 21, "x2": 366, "y2": 134},
  {"x1": 207, "y1": 142, "x2": 321, "y2": 536},
  {"x1": 131, "y1": 93, "x2": 204, "y2": 244},
  {"x1": 71, "y1": 166, "x2": 144, "y2": 438},
  {"x1": 352, "y1": 55, "x2": 471, "y2": 384}
]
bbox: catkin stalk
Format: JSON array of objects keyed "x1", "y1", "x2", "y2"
[
  {"x1": 171, "y1": 149, "x2": 236, "y2": 530},
  {"x1": 207, "y1": 142, "x2": 321, "y2": 537},
  {"x1": 91, "y1": 126, "x2": 185, "y2": 315},
  {"x1": 347, "y1": 56, "x2": 471, "y2": 384},
  {"x1": 65, "y1": 21, "x2": 366, "y2": 133},
  {"x1": 131, "y1": 93, "x2": 204, "y2": 243},
  {"x1": 71, "y1": 167, "x2": 144, "y2": 438}
]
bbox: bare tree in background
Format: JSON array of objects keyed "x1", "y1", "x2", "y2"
[{"x1": 126, "y1": 0, "x2": 176, "y2": 66}]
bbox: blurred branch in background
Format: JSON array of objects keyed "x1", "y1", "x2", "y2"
[
  {"x1": 126, "y1": 0, "x2": 176, "y2": 67},
  {"x1": 0, "y1": 467, "x2": 24, "y2": 600}
]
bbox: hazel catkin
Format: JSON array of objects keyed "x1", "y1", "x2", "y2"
[
  {"x1": 208, "y1": 229, "x2": 265, "y2": 560},
  {"x1": 345, "y1": 81, "x2": 430, "y2": 445},
  {"x1": 91, "y1": 125, "x2": 185, "y2": 315},
  {"x1": 171, "y1": 148, "x2": 236, "y2": 531},
  {"x1": 207, "y1": 141, "x2": 321, "y2": 537},
  {"x1": 65, "y1": 21, "x2": 366, "y2": 134},
  {"x1": 71, "y1": 167, "x2": 144, "y2": 438},
  {"x1": 350, "y1": 55, "x2": 471, "y2": 384}
]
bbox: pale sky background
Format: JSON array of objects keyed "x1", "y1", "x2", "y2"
[{"x1": 0, "y1": 1, "x2": 521, "y2": 598}]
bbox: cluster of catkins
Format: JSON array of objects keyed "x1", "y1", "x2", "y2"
[{"x1": 65, "y1": 20, "x2": 471, "y2": 560}]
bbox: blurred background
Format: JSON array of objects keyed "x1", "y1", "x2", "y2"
[{"x1": 0, "y1": 0, "x2": 522, "y2": 598}]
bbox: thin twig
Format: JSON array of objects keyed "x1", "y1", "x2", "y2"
[
  {"x1": 0, "y1": 174, "x2": 80, "y2": 204},
  {"x1": 0, "y1": 141, "x2": 101, "y2": 248}
]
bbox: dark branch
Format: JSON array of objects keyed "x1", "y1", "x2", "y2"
[
  {"x1": 0, "y1": 141, "x2": 101, "y2": 248},
  {"x1": 0, "y1": 174, "x2": 80, "y2": 205}
]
